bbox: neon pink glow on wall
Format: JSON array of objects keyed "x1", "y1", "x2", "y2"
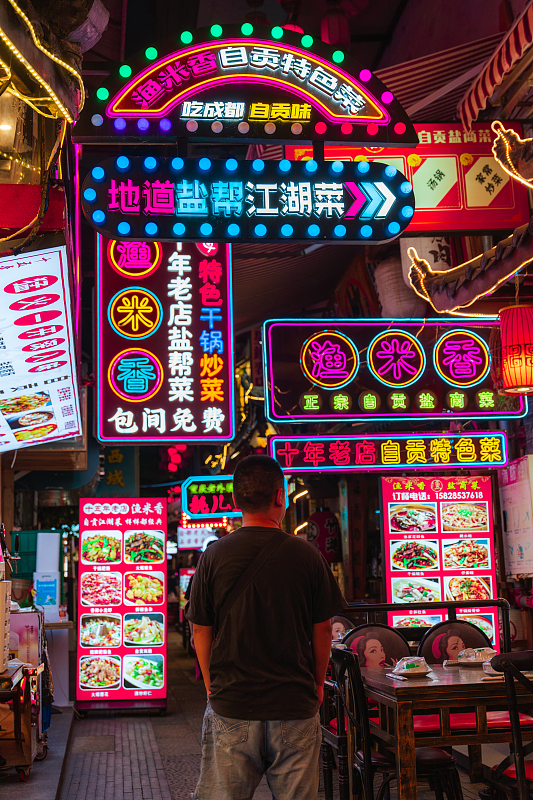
[
  {"x1": 74, "y1": 143, "x2": 82, "y2": 339},
  {"x1": 106, "y1": 38, "x2": 389, "y2": 126}
]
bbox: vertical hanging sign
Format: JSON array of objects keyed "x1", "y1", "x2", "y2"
[{"x1": 96, "y1": 238, "x2": 235, "y2": 443}]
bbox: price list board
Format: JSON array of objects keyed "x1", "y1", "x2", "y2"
[
  {"x1": 77, "y1": 498, "x2": 167, "y2": 707},
  {"x1": 381, "y1": 476, "x2": 498, "y2": 646}
]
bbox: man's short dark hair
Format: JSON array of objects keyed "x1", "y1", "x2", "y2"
[{"x1": 233, "y1": 455, "x2": 284, "y2": 513}]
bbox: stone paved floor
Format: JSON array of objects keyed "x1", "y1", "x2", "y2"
[{"x1": 58, "y1": 630, "x2": 489, "y2": 800}]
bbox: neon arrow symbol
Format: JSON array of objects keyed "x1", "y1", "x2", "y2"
[
  {"x1": 358, "y1": 182, "x2": 397, "y2": 219},
  {"x1": 343, "y1": 182, "x2": 367, "y2": 219},
  {"x1": 374, "y1": 181, "x2": 396, "y2": 218},
  {"x1": 359, "y1": 182, "x2": 384, "y2": 219}
]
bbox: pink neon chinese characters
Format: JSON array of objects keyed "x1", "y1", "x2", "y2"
[
  {"x1": 309, "y1": 339, "x2": 349, "y2": 380},
  {"x1": 441, "y1": 338, "x2": 483, "y2": 379}
]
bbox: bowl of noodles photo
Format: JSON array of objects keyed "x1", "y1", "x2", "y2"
[{"x1": 441, "y1": 503, "x2": 489, "y2": 532}]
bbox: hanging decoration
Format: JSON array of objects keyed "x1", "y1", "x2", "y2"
[{"x1": 498, "y1": 305, "x2": 533, "y2": 394}]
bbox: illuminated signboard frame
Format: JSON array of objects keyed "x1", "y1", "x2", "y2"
[
  {"x1": 77, "y1": 497, "x2": 168, "y2": 710},
  {"x1": 81, "y1": 156, "x2": 415, "y2": 244},
  {"x1": 72, "y1": 24, "x2": 417, "y2": 148},
  {"x1": 270, "y1": 432, "x2": 508, "y2": 473},
  {"x1": 182, "y1": 475, "x2": 242, "y2": 519},
  {"x1": 96, "y1": 238, "x2": 236, "y2": 444},
  {"x1": 263, "y1": 318, "x2": 527, "y2": 423}
]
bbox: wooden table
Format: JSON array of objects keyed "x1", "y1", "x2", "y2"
[{"x1": 360, "y1": 665, "x2": 533, "y2": 800}]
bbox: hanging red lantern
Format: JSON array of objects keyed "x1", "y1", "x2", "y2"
[
  {"x1": 499, "y1": 305, "x2": 533, "y2": 394},
  {"x1": 283, "y1": 23, "x2": 304, "y2": 32},
  {"x1": 321, "y1": 6, "x2": 351, "y2": 45}
]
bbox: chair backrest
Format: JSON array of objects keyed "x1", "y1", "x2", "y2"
[
  {"x1": 417, "y1": 619, "x2": 491, "y2": 664},
  {"x1": 491, "y1": 651, "x2": 533, "y2": 800},
  {"x1": 330, "y1": 646, "x2": 374, "y2": 794},
  {"x1": 342, "y1": 623, "x2": 411, "y2": 668},
  {"x1": 331, "y1": 615, "x2": 355, "y2": 644}
]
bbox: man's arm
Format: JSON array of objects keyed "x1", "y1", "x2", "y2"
[
  {"x1": 192, "y1": 623, "x2": 214, "y2": 695},
  {"x1": 312, "y1": 619, "x2": 332, "y2": 706}
]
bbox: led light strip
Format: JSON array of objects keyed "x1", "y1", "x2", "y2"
[
  {"x1": 5, "y1": 0, "x2": 84, "y2": 112},
  {"x1": 0, "y1": 22, "x2": 79, "y2": 121}
]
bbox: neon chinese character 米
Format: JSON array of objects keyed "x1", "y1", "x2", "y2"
[{"x1": 375, "y1": 337, "x2": 418, "y2": 381}]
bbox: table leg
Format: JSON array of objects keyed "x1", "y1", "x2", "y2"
[
  {"x1": 468, "y1": 744, "x2": 483, "y2": 782},
  {"x1": 395, "y1": 701, "x2": 417, "y2": 800}
]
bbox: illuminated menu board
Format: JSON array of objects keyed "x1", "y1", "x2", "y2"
[
  {"x1": 263, "y1": 319, "x2": 525, "y2": 423},
  {"x1": 77, "y1": 498, "x2": 167, "y2": 706},
  {"x1": 0, "y1": 246, "x2": 81, "y2": 452},
  {"x1": 95, "y1": 238, "x2": 234, "y2": 444},
  {"x1": 381, "y1": 476, "x2": 498, "y2": 644}
]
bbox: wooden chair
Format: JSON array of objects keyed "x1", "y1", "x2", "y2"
[
  {"x1": 321, "y1": 676, "x2": 350, "y2": 800},
  {"x1": 485, "y1": 651, "x2": 533, "y2": 800},
  {"x1": 330, "y1": 646, "x2": 464, "y2": 800}
]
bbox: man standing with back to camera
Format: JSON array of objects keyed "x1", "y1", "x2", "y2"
[{"x1": 187, "y1": 454, "x2": 346, "y2": 800}]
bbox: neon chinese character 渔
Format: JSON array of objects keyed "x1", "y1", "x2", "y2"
[{"x1": 309, "y1": 339, "x2": 349, "y2": 380}]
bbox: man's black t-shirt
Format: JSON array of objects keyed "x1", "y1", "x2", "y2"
[{"x1": 186, "y1": 526, "x2": 346, "y2": 720}]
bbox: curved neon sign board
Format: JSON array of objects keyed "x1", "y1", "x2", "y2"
[{"x1": 107, "y1": 39, "x2": 388, "y2": 126}]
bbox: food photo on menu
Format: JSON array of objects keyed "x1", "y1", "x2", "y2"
[
  {"x1": 441, "y1": 502, "x2": 489, "y2": 532},
  {"x1": 80, "y1": 572, "x2": 122, "y2": 606},
  {"x1": 80, "y1": 613, "x2": 121, "y2": 648},
  {"x1": 392, "y1": 614, "x2": 443, "y2": 628},
  {"x1": 123, "y1": 613, "x2": 165, "y2": 646},
  {"x1": 390, "y1": 540, "x2": 439, "y2": 570},
  {"x1": 444, "y1": 575, "x2": 492, "y2": 601},
  {"x1": 389, "y1": 503, "x2": 437, "y2": 533},
  {"x1": 391, "y1": 576, "x2": 441, "y2": 602},
  {"x1": 458, "y1": 613, "x2": 495, "y2": 643},
  {"x1": 124, "y1": 571, "x2": 165, "y2": 605},
  {"x1": 124, "y1": 530, "x2": 165, "y2": 564},
  {"x1": 79, "y1": 655, "x2": 121, "y2": 691},
  {"x1": 123, "y1": 655, "x2": 164, "y2": 690},
  {"x1": 0, "y1": 391, "x2": 52, "y2": 416},
  {"x1": 443, "y1": 538, "x2": 490, "y2": 569},
  {"x1": 80, "y1": 530, "x2": 122, "y2": 564}
]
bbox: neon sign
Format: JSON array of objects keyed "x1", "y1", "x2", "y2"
[
  {"x1": 182, "y1": 475, "x2": 242, "y2": 519},
  {"x1": 72, "y1": 24, "x2": 417, "y2": 147},
  {"x1": 81, "y1": 157, "x2": 414, "y2": 244},
  {"x1": 270, "y1": 432, "x2": 508, "y2": 473},
  {"x1": 96, "y1": 238, "x2": 235, "y2": 443},
  {"x1": 263, "y1": 318, "x2": 526, "y2": 423}
]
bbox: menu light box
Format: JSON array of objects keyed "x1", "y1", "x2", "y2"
[
  {"x1": 96, "y1": 238, "x2": 235, "y2": 444},
  {"x1": 81, "y1": 156, "x2": 414, "y2": 244},
  {"x1": 181, "y1": 475, "x2": 241, "y2": 519},
  {"x1": 0, "y1": 246, "x2": 82, "y2": 453},
  {"x1": 77, "y1": 498, "x2": 167, "y2": 707},
  {"x1": 381, "y1": 476, "x2": 498, "y2": 647},
  {"x1": 270, "y1": 432, "x2": 508, "y2": 472},
  {"x1": 263, "y1": 318, "x2": 526, "y2": 423}
]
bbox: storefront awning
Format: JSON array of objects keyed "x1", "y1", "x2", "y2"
[
  {"x1": 375, "y1": 33, "x2": 503, "y2": 123},
  {"x1": 459, "y1": 1, "x2": 533, "y2": 128}
]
